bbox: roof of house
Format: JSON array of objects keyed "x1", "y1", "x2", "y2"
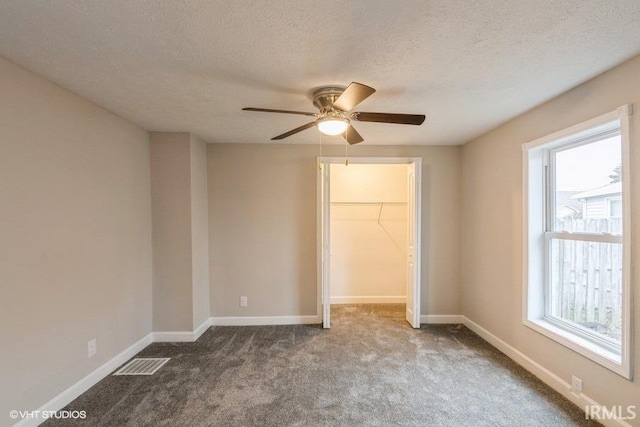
[
  {"x1": 555, "y1": 191, "x2": 583, "y2": 212},
  {"x1": 571, "y1": 182, "x2": 621, "y2": 200}
]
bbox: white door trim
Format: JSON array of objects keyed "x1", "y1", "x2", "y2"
[
  {"x1": 406, "y1": 160, "x2": 422, "y2": 328},
  {"x1": 316, "y1": 156, "x2": 422, "y2": 328},
  {"x1": 321, "y1": 162, "x2": 331, "y2": 328}
]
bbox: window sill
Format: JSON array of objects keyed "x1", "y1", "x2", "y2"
[{"x1": 524, "y1": 318, "x2": 630, "y2": 379}]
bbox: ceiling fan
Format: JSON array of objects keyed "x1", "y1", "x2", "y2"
[{"x1": 242, "y1": 82, "x2": 426, "y2": 145}]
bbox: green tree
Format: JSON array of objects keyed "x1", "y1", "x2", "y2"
[{"x1": 609, "y1": 164, "x2": 622, "y2": 183}]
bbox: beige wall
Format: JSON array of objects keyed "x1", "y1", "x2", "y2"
[
  {"x1": 0, "y1": 57, "x2": 152, "y2": 423},
  {"x1": 151, "y1": 132, "x2": 210, "y2": 331},
  {"x1": 462, "y1": 55, "x2": 640, "y2": 416},
  {"x1": 208, "y1": 144, "x2": 461, "y2": 317},
  {"x1": 151, "y1": 133, "x2": 194, "y2": 331},
  {"x1": 330, "y1": 164, "x2": 408, "y2": 302},
  {"x1": 190, "y1": 135, "x2": 210, "y2": 328}
]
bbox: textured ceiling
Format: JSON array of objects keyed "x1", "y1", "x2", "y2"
[{"x1": 1, "y1": 1, "x2": 640, "y2": 145}]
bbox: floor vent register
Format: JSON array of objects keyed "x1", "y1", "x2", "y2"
[{"x1": 113, "y1": 358, "x2": 170, "y2": 376}]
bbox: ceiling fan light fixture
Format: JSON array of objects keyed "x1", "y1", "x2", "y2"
[
  {"x1": 317, "y1": 117, "x2": 349, "y2": 136},
  {"x1": 243, "y1": 82, "x2": 425, "y2": 143}
]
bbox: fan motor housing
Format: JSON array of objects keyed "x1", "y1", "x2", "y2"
[{"x1": 312, "y1": 86, "x2": 345, "y2": 112}]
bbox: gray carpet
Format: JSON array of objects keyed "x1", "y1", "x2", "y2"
[{"x1": 46, "y1": 304, "x2": 600, "y2": 426}]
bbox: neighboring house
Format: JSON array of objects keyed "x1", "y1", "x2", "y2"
[
  {"x1": 571, "y1": 182, "x2": 622, "y2": 219},
  {"x1": 555, "y1": 191, "x2": 583, "y2": 218}
]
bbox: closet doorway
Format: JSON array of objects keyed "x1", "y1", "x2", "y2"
[{"x1": 317, "y1": 157, "x2": 421, "y2": 329}]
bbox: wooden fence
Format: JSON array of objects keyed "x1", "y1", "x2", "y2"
[{"x1": 551, "y1": 219, "x2": 622, "y2": 342}]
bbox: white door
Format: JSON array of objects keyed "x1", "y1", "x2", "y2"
[
  {"x1": 406, "y1": 162, "x2": 421, "y2": 328},
  {"x1": 321, "y1": 163, "x2": 331, "y2": 328}
]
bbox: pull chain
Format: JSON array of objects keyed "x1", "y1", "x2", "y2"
[
  {"x1": 345, "y1": 142, "x2": 349, "y2": 166},
  {"x1": 318, "y1": 132, "x2": 323, "y2": 170}
]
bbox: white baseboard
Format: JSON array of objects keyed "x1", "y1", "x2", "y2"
[
  {"x1": 210, "y1": 315, "x2": 322, "y2": 326},
  {"x1": 14, "y1": 333, "x2": 153, "y2": 427},
  {"x1": 193, "y1": 318, "x2": 211, "y2": 340},
  {"x1": 152, "y1": 318, "x2": 211, "y2": 342},
  {"x1": 330, "y1": 296, "x2": 406, "y2": 304},
  {"x1": 420, "y1": 314, "x2": 463, "y2": 324},
  {"x1": 462, "y1": 316, "x2": 632, "y2": 427}
]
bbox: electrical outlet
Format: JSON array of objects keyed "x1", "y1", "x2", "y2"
[
  {"x1": 571, "y1": 375, "x2": 582, "y2": 393},
  {"x1": 88, "y1": 339, "x2": 97, "y2": 358},
  {"x1": 240, "y1": 296, "x2": 248, "y2": 307}
]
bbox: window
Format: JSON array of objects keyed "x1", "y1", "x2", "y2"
[
  {"x1": 523, "y1": 105, "x2": 632, "y2": 379},
  {"x1": 608, "y1": 198, "x2": 622, "y2": 218}
]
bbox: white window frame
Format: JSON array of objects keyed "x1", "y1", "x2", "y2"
[
  {"x1": 522, "y1": 105, "x2": 633, "y2": 379},
  {"x1": 607, "y1": 197, "x2": 623, "y2": 218}
]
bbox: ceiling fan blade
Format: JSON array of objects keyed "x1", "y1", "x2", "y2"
[
  {"x1": 243, "y1": 107, "x2": 317, "y2": 117},
  {"x1": 271, "y1": 121, "x2": 318, "y2": 140},
  {"x1": 342, "y1": 125, "x2": 364, "y2": 145},
  {"x1": 332, "y1": 82, "x2": 376, "y2": 112},
  {"x1": 352, "y1": 112, "x2": 426, "y2": 125}
]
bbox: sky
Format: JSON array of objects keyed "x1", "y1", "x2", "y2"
[{"x1": 555, "y1": 136, "x2": 621, "y2": 192}]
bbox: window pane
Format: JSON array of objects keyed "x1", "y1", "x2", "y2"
[
  {"x1": 553, "y1": 136, "x2": 622, "y2": 233},
  {"x1": 608, "y1": 199, "x2": 622, "y2": 218},
  {"x1": 549, "y1": 238, "x2": 622, "y2": 344}
]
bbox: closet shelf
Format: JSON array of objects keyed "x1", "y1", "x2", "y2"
[{"x1": 329, "y1": 202, "x2": 407, "y2": 205}]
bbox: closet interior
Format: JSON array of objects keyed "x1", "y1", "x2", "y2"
[{"x1": 329, "y1": 163, "x2": 409, "y2": 305}]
